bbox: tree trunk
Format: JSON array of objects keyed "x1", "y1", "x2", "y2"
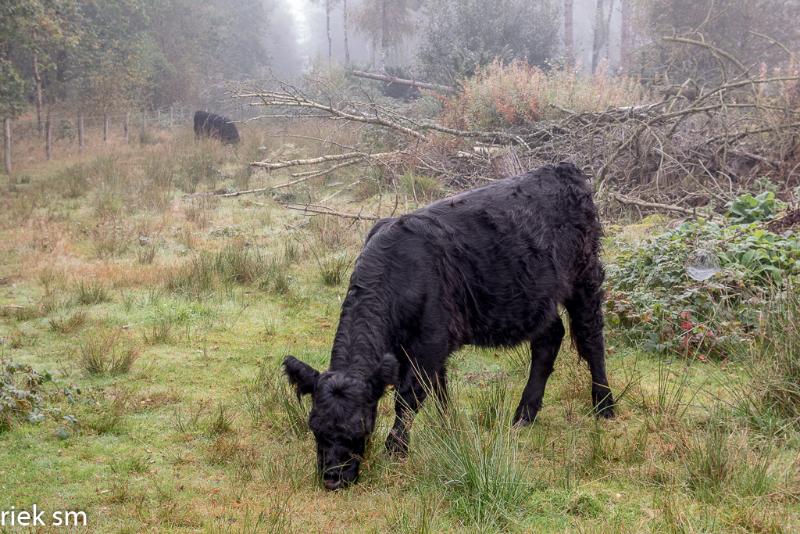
[
  {"x1": 78, "y1": 112, "x2": 85, "y2": 152},
  {"x1": 591, "y1": 0, "x2": 606, "y2": 73},
  {"x1": 379, "y1": 0, "x2": 388, "y2": 72},
  {"x1": 124, "y1": 112, "x2": 130, "y2": 144},
  {"x1": 45, "y1": 111, "x2": 52, "y2": 160},
  {"x1": 620, "y1": 0, "x2": 633, "y2": 69},
  {"x1": 3, "y1": 118, "x2": 11, "y2": 175},
  {"x1": 103, "y1": 114, "x2": 109, "y2": 143},
  {"x1": 343, "y1": 0, "x2": 350, "y2": 66},
  {"x1": 326, "y1": 0, "x2": 333, "y2": 67},
  {"x1": 564, "y1": 0, "x2": 574, "y2": 63},
  {"x1": 33, "y1": 53, "x2": 44, "y2": 136}
]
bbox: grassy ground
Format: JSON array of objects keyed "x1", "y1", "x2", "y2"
[{"x1": 1, "y1": 128, "x2": 798, "y2": 533}]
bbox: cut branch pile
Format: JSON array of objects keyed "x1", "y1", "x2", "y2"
[{"x1": 231, "y1": 39, "x2": 799, "y2": 219}]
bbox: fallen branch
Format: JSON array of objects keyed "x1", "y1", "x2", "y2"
[
  {"x1": 349, "y1": 70, "x2": 457, "y2": 94},
  {"x1": 278, "y1": 202, "x2": 379, "y2": 221},
  {"x1": 251, "y1": 151, "x2": 398, "y2": 170},
  {"x1": 609, "y1": 192, "x2": 700, "y2": 217}
]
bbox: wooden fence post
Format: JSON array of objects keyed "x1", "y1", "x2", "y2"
[
  {"x1": 103, "y1": 113, "x2": 109, "y2": 143},
  {"x1": 169, "y1": 106, "x2": 174, "y2": 128},
  {"x1": 78, "y1": 112, "x2": 85, "y2": 152},
  {"x1": 45, "y1": 115, "x2": 53, "y2": 160},
  {"x1": 124, "y1": 112, "x2": 130, "y2": 144},
  {"x1": 3, "y1": 118, "x2": 11, "y2": 175}
]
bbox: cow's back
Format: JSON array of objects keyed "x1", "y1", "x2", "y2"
[{"x1": 357, "y1": 164, "x2": 600, "y2": 347}]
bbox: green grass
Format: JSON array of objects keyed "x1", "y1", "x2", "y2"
[{"x1": 0, "y1": 135, "x2": 798, "y2": 532}]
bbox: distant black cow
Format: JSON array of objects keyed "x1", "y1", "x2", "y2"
[
  {"x1": 284, "y1": 163, "x2": 615, "y2": 490},
  {"x1": 193, "y1": 111, "x2": 240, "y2": 144}
]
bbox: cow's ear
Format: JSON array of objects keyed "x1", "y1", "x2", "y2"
[
  {"x1": 378, "y1": 353, "x2": 399, "y2": 386},
  {"x1": 283, "y1": 356, "x2": 319, "y2": 397}
]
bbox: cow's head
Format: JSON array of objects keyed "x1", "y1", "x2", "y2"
[{"x1": 283, "y1": 354, "x2": 397, "y2": 490}]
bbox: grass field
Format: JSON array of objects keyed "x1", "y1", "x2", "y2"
[{"x1": 1, "y1": 128, "x2": 798, "y2": 533}]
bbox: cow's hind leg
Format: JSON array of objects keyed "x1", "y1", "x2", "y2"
[
  {"x1": 513, "y1": 317, "x2": 565, "y2": 426},
  {"x1": 565, "y1": 279, "x2": 615, "y2": 418}
]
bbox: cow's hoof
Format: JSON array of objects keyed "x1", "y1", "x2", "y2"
[
  {"x1": 512, "y1": 416, "x2": 534, "y2": 428},
  {"x1": 593, "y1": 395, "x2": 616, "y2": 419},
  {"x1": 512, "y1": 404, "x2": 540, "y2": 428}
]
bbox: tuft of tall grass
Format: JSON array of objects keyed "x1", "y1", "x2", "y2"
[
  {"x1": 166, "y1": 242, "x2": 288, "y2": 296},
  {"x1": 78, "y1": 330, "x2": 139, "y2": 376},
  {"x1": 49, "y1": 310, "x2": 88, "y2": 334},
  {"x1": 86, "y1": 391, "x2": 131, "y2": 434},
  {"x1": 316, "y1": 251, "x2": 353, "y2": 287},
  {"x1": 684, "y1": 415, "x2": 734, "y2": 501},
  {"x1": 207, "y1": 402, "x2": 235, "y2": 436},
  {"x1": 739, "y1": 290, "x2": 800, "y2": 429},
  {"x1": 243, "y1": 360, "x2": 309, "y2": 438},
  {"x1": 409, "y1": 383, "x2": 531, "y2": 528},
  {"x1": 400, "y1": 172, "x2": 444, "y2": 202},
  {"x1": 73, "y1": 280, "x2": 111, "y2": 306}
]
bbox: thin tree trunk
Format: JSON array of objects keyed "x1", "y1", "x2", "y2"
[
  {"x1": 620, "y1": 0, "x2": 633, "y2": 69},
  {"x1": 45, "y1": 111, "x2": 52, "y2": 160},
  {"x1": 124, "y1": 112, "x2": 130, "y2": 144},
  {"x1": 564, "y1": 0, "x2": 574, "y2": 63},
  {"x1": 78, "y1": 112, "x2": 85, "y2": 152},
  {"x1": 103, "y1": 114, "x2": 109, "y2": 143},
  {"x1": 326, "y1": 0, "x2": 333, "y2": 67},
  {"x1": 343, "y1": 0, "x2": 350, "y2": 66},
  {"x1": 3, "y1": 118, "x2": 11, "y2": 175},
  {"x1": 33, "y1": 53, "x2": 44, "y2": 136},
  {"x1": 591, "y1": 0, "x2": 606, "y2": 73},
  {"x1": 379, "y1": 0, "x2": 388, "y2": 72}
]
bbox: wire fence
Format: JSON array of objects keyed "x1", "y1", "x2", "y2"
[{"x1": 2, "y1": 107, "x2": 196, "y2": 174}]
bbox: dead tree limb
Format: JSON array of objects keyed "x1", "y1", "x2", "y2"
[
  {"x1": 278, "y1": 202, "x2": 379, "y2": 221},
  {"x1": 251, "y1": 150, "x2": 399, "y2": 170},
  {"x1": 348, "y1": 70, "x2": 457, "y2": 94},
  {"x1": 610, "y1": 192, "x2": 699, "y2": 217}
]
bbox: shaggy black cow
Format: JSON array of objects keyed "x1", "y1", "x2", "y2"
[
  {"x1": 284, "y1": 163, "x2": 615, "y2": 490},
  {"x1": 193, "y1": 111, "x2": 240, "y2": 144}
]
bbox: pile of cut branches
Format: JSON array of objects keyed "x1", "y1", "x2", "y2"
[{"x1": 233, "y1": 37, "x2": 799, "y2": 219}]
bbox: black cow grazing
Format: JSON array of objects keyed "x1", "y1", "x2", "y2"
[
  {"x1": 193, "y1": 111, "x2": 240, "y2": 144},
  {"x1": 284, "y1": 163, "x2": 615, "y2": 490}
]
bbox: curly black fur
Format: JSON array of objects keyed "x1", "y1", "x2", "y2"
[
  {"x1": 284, "y1": 163, "x2": 614, "y2": 490},
  {"x1": 193, "y1": 111, "x2": 240, "y2": 144}
]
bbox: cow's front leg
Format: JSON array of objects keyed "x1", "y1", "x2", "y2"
[
  {"x1": 513, "y1": 317, "x2": 565, "y2": 426},
  {"x1": 385, "y1": 370, "x2": 428, "y2": 456}
]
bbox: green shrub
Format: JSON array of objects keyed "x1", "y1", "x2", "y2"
[
  {"x1": 606, "y1": 218, "x2": 800, "y2": 357},
  {"x1": 726, "y1": 191, "x2": 785, "y2": 224},
  {"x1": 0, "y1": 362, "x2": 51, "y2": 432}
]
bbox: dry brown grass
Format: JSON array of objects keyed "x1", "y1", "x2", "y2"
[{"x1": 441, "y1": 60, "x2": 646, "y2": 130}]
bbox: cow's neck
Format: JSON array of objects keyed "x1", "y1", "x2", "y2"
[{"x1": 329, "y1": 285, "x2": 392, "y2": 375}]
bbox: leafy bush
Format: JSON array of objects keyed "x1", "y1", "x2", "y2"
[
  {"x1": 0, "y1": 362, "x2": 51, "y2": 432},
  {"x1": 726, "y1": 191, "x2": 785, "y2": 224},
  {"x1": 606, "y1": 218, "x2": 800, "y2": 357}
]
